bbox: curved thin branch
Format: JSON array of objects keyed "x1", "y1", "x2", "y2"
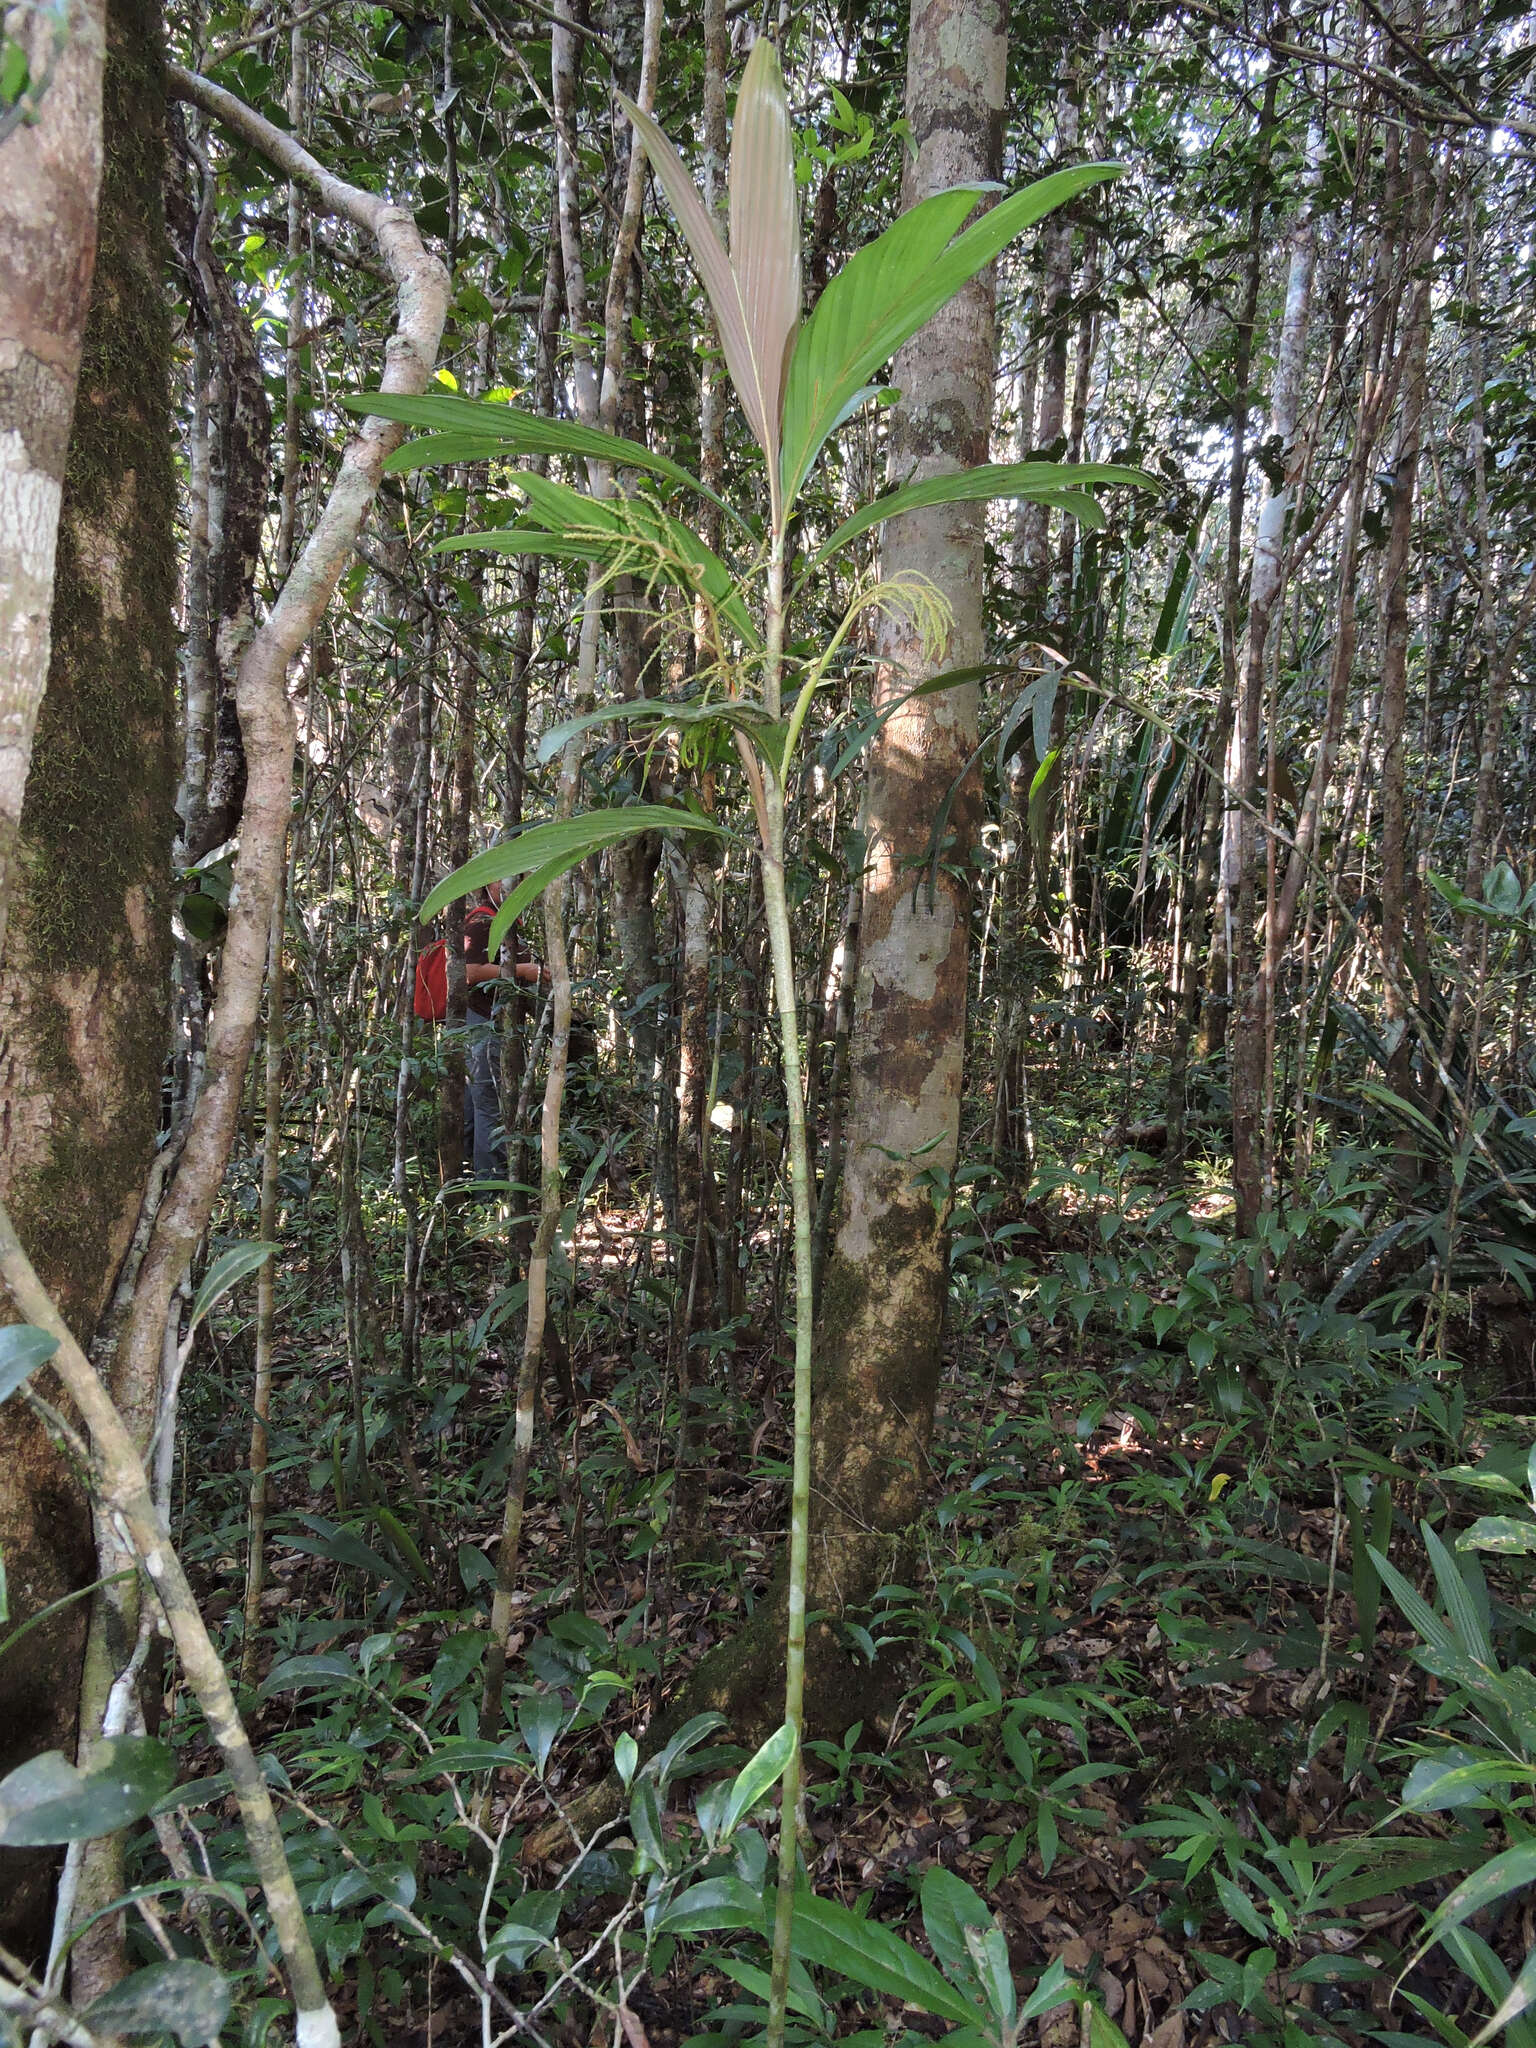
[
  {"x1": 106, "y1": 66, "x2": 448, "y2": 1456},
  {"x1": 11, "y1": 69, "x2": 449, "y2": 2042},
  {"x1": 0, "y1": 1201, "x2": 336, "y2": 2046}
]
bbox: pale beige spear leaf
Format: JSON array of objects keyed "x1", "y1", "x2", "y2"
[
  {"x1": 618, "y1": 35, "x2": 800, "y2": 533},
  {"x1": 729, "y1": 35, "x2": 800, "y2": 505}
]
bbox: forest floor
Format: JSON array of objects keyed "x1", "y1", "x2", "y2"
[{"x1": 177, "y1": 1134, "x2": 1536, "y2": 2048}]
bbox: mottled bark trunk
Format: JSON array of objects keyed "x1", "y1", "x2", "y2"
[
  {"x1": 0, "y1": 0, "x2": 173, "y2": 1961},
  {"x1": 810, "y1": 0, "x2": 1005, "y2": 1707},
  {"x1": 0, "y1": 0, "x2": 104, "y2": 965},
  {"x1": 177, "y1": 331, "x2": 214, "y2": 850},
  {"x1": 1201, "y1": 70, "x2": 1278, "y2": 1073},
  {"x1": 1229, "y1": 130, "x2": 1319, "y2": 1235},
  {"x1": 177, "y1": 135, "x2": 271, "y2": 862}
]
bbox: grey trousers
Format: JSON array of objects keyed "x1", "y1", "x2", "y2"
[{"x1": 464, "y1": 1032, "x2": 508, "y2": 1180}]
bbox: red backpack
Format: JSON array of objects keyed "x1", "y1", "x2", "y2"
[{"x1": 413, "y1": 907, "x2": 493, "y2": 1023}]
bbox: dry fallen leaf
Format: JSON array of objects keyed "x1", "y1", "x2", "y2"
[{"x1": 1146, "y1": 2010, "x2": 1186, "y2": 2048}]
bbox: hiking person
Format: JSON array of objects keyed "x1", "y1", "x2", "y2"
[{"x1": 463, "y1": 878, "x2": 547, "y2": 1179}]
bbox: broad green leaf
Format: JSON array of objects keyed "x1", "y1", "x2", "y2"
[
  {"x1": 518, "y1": 1692, "x2": 565, "y2": 1777},
  {"x1": 1214, "y1": 1870, "x2": 1270, "y2": 1943},
  {"x1": 811, "y1": 460, "x2": 1149, "y2": 569},
  {"x1": 1485, "y1": 861, "x2": 1523, "y2": 916},
  {"x1": 1458, "y1": 1515, "x2": 1536, "y2": 1555},
  {"x1": 343, "y1": 390, "x2": 739, "y2": 525},
  {"x1": 720, "y1": 1721, "x2": 796, "y2": 1839},
  {"x1": 1151, "y1": 501, "x2": 1210, "y2": 658},
  {"x1": 0, "y1": 1324, "x2": 58, "y2": 1406},
  {"x1": 1368, "y1": 1545, "x2": 1461, "y2": 1662},
  {"x1": 189, "y1": 1241, "x2": 276, "y2": 1331},
  {"x1": 1019, "y1": 1956, "x2": 1077, "y2": 2023},
  {"x1": 646, "y1": 1709, "x2": 728, "y2": 1789},
  {"x1": 535, "y1": 695, "x2": 777, "y2": 769},
  {"x1": 486, "y1": 1889, "x2": 561, "y2": 1969},
  {"x1": 1327, "y1": 1836, "x2": 1488, "y2": 1907},
  {"x1": 1187, "y1": 1328, "x2": 1216, "y2": 1371},
  {"x1": 386, "y1": 1737, "x2": 526, "y2": 1783},
  {"x1": 429, "y1": 1629, "x2": 488, "y2": 1705},
  {"x1": 497, "y1": 472, "x2": 752, "y2": 636},
  {"x1": 1403, "y1": 1752, "x2": 1536, "y2": 1811},
  {"x1": 717, "y1": 1957, "x2": 827, "y2": 2027},
  {"x1": 486, "y1": 854, "x2": 577, "y2": 955},
  {"x1": 652, "y1": 1873, "x2": 764, "y2": 1935},
  {"x1": 0, "y1": 1738, "x2": 175, "y2": 1847},
  {"x1": 629, "y1": 1776, "x2": 668, "y2": 1870},
  {"x1": 1288, "y1": 1954, "x2": 1381, "y2": 1985},
  {"x1": 966, "y1": 1922, "x2": 1016, "y2": 2029},
  {"x1": 920, "y1": 1865, "x2": 992, "y2": 1990},
  {"x1": 789, "y1": 1891, "x2": 978, "y2": 2025},
  {"x1": 1409, "y1": 1843, "x2": 1536, "y2": 1971},
  {"x1": 1358, "y1": 1081, "x2": 1446, "y2": 1146},
  {"x1": 84, "y1": 1960, "x2": 231, "y2": 2046},
  {"x1": 1469, "y1": 1939, "x2": 1536, "y2": 2046},
  {"x1": 1446, "y1": 1925, "x2": 1536, "y2": 2048},
  {"x1": 614, "y1": 1732, "x2": 639, "y2": 1788},
  {"x1": 421, "y1": 806, "x2": 735, "y2": 925},
  {"x1": 286, "y1": 1515, "x2": 407, "y2": 1583},
  {"x1": 780, "y1": 165, "x2": 1121, "y2": 508},
  {"x1": 372, "y1": 1503, "x2": 431, "y2": 1584},
  {"x1": 260, "y1": 1652, "x2": 361, "y2": 1696},
  {"x1": 1422, "y1": 1521, "x2": 1494, "y2": 1662},
  {"x1": 1028, "y1": 746, "x2": 1062, "y2": 856},
  {"x1": 1085, "y1": 2002, "x2": 1133, "y2": 2048}
]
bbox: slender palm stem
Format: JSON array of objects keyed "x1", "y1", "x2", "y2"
[{"x1": 760, "y1": 533, "x2": 814, "y2": 2048}]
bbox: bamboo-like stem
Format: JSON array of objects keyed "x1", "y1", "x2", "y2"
[
  {"x1": 761, "y1": 534, "x2": 813, "y2": 2048},
  {"x1": 0, "y1": 1200, "x2": 340, "y2": 2047}
]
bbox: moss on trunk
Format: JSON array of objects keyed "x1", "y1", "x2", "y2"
[{"x1": 0, "y1": 0, "x2": 176, "y2": 1960}]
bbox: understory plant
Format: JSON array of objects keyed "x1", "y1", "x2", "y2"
[{"x1": 360, "y1": 34, "x2": 1145, "y2": 2045}]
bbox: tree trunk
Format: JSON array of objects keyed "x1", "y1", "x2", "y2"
[
  {"x1": 1016, "y1": 79, "x2": 1077, "y2": 624},
  {"x1": 1378, "y1": 131, "x2": 1436, "y2": 1124},
  {"x1": 1228, "y1": 126, "x2": 1319, "y2": 1235},
  {"x1": 165, "y1": 124, "x2": 272, "y2": 863},
  {"x1": 0, "y1": 0, "x2": 174, "y2": 1961},
  {"x1": 808, "y1": 0, "x2": 1005, "y2": 1721},
  {"x1": 0, "y1": 0, "x2": 104, "y2": 961}
]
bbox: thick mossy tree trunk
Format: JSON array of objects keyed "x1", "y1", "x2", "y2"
[
  {"x1": 0, "y1": 0, "x2": 176, "y2": 1959},
  {"x1": 807, "y1": 0, "x2": 1006, "y2": 1720}
]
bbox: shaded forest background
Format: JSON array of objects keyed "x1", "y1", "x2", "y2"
[{"x1": 0, "y1": 0, "x2": 1534, "y2": 2040}]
